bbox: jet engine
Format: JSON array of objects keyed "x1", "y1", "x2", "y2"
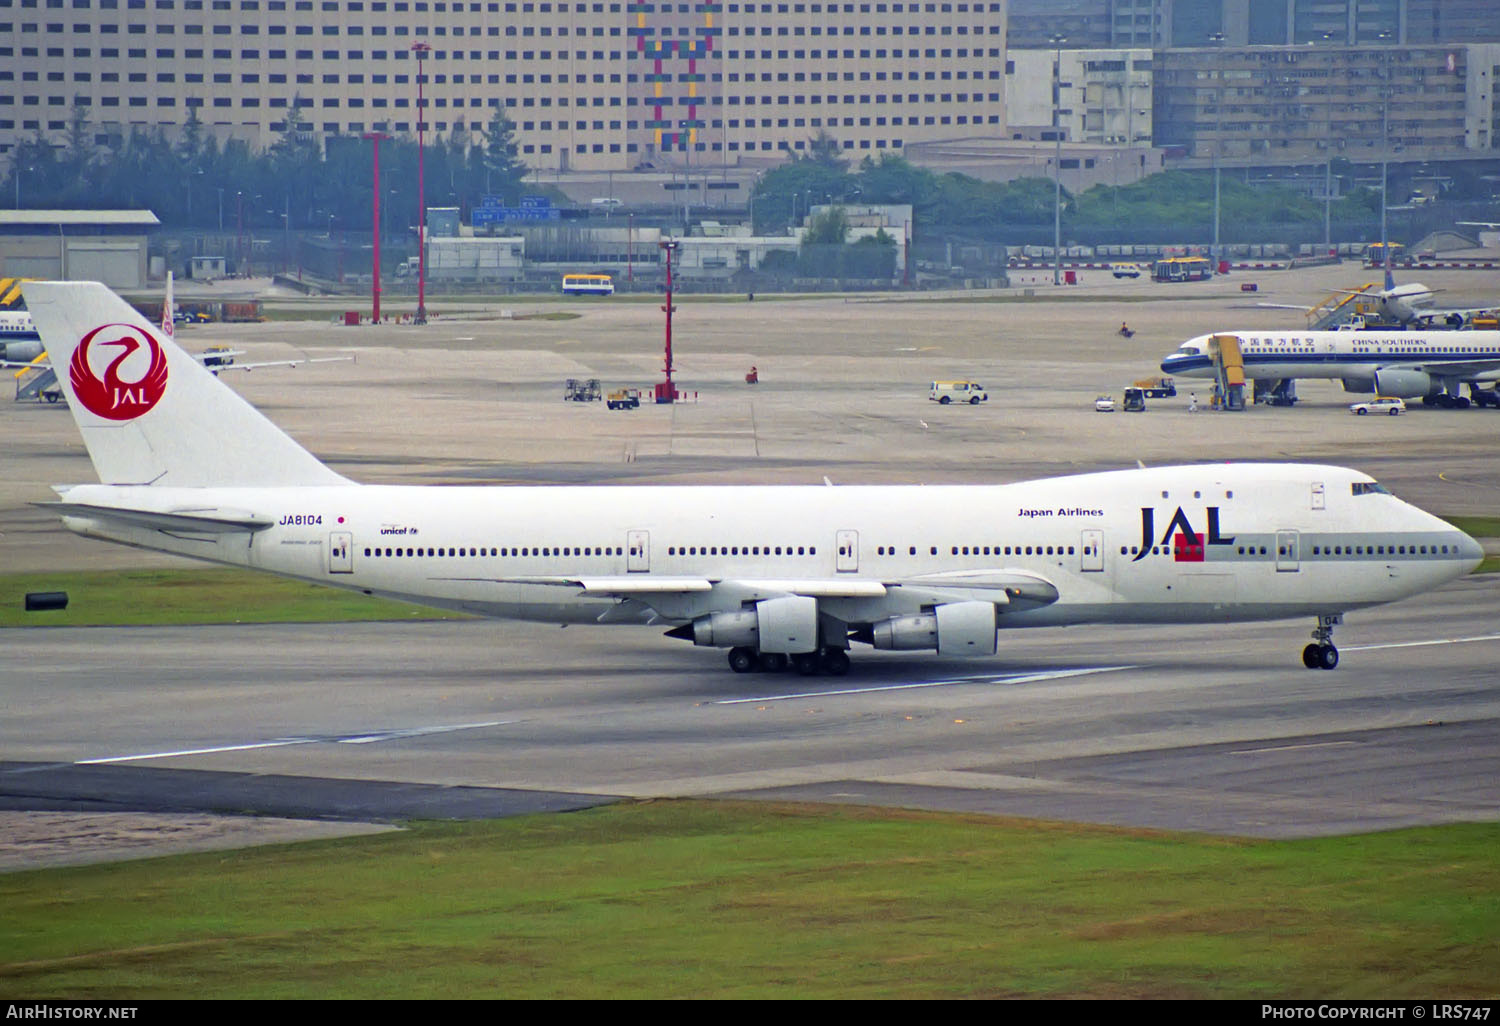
[
  {"x1": 868, "y1": 601, "x2": 997, "y2": 657},
  {"x1": 1372, "y1": 368, "x2": 1434, "y2": 399},
  {"x1": 678, "y1": 595, "x2": 821, "y2": 654}
]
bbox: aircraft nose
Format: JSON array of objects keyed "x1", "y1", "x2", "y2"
[{"x1": 1453, "y1": 528, "x2": 1486, "y2": 572}]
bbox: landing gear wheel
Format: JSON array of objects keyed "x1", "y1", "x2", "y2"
[
  {"x1": 757, "y1": 651, "x2": 789, "y2": 673},
  {"x1": 1305, "y1": 615, "x2": 1343, "y2": 670},
  {"x1": 792, "y1": 652, "x2": 821, "y2": 676},
  {"x1": 727, "y1": 647, "x2": 757, "y2": 674},
  {"x1": 820, "y1": 648, "x2": 851, "y2": 677}
]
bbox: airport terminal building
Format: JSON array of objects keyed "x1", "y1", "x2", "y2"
[
  {"x1": 3, "y1": 0, "x2": 1499, "y2": 181},
  {"x1": 0, "y1": 0, "x2": 1008, "y2": 171}
]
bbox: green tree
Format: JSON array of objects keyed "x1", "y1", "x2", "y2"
[
  {"x1": 482, "y1": 111, "x2": 528, "y2": 202},
  {"x1": 805, "y1": 129, "x2": 848, "y2": 171},
  {"x1": 750, "y1": 160, "x2": 856, "y2": 233},
  {"x1": 801, "y1": 205, "x2": 850, "y2": 246}
]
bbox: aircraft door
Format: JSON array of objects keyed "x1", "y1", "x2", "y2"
[
  {"x1": 627, "y1": 530, "x2": 650, "y2": 573},
  {"x1": 1276, "y1": 530, "x2": 1300, "y2": 572},
  {"x1": 1080, "y1": 529, "x2": 1104, "y2": 572},
  {"x1": 836, "y1": 530, "x2": 859, "y2": 573},
  {"x1": 329, "y1": 531, "x2": 354, "y2": 574}
]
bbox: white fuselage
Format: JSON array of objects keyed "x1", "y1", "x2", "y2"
[
  {"x1": 54, "y1": 463, "x2": 1479, "y2": 633},
  {"x1": 1162, "y1": 329, "x2": 1500, "y2": 388}
]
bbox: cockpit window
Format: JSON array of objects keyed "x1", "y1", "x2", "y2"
[{"x1": 1352, "y1": 481, "x2": 1391, "y2": 496}]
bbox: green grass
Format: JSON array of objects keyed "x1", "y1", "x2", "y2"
[
  {"x1": 0, "y1": 568, "x2": 466, "y2": 628},
  {"x1": 0, "y1": 803, "x2": 1496, "y2": 998},
  {"x1": 1445, "y1": 516, "x2": 1500, "y2": 539}
]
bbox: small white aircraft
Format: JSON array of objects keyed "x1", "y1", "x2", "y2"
[
  {"x1": 1162, "y1": 326, "x2": 1500, "y2": 408},
  {"x1": 0, "y1": 309, "x2": 43, "y2": 365},
  {"x1": 25, "y1": 281, "x2": 1483, "y2": 673},
  {"x1": 1262, "y1": 269, "x2": 1498, "y2": 329}
]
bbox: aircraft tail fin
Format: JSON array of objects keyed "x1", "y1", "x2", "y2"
[
  {"x1": 24, "y1": 281, "x2": 349, "y2": 488},
  {"x1": 1384, "y1": 267, "x2": 1396, "y2": 292}
]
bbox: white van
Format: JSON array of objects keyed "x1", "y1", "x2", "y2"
[{"x1": 929, "y1": 381, "x2": 988, "y2": 405}]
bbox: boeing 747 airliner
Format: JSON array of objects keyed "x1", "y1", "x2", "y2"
[{"x1": 26, "y1": 282, "x2": 1483, "y2": 674}]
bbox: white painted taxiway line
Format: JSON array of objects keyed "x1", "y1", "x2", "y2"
[
  {"x1": 714, "y1": 665, "x2": 1136, "y2": 705},
  {"x1": 75, "y1": 720, "x2": 515, "y2": 765},
  {"x1": 1344, "y1": 633, "x2": 1500, "y2": 653}
]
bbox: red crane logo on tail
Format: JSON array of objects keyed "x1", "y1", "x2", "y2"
[{"x1": 69, "y1": 324, "x2": 169, "y2": 421}]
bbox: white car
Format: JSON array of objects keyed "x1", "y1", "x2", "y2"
[
  {"x1": 1094, "y1": 395, "x2": 1116, "y2": 412},
  {"x1": 1349, "y1": 396, "x2": 1406, "y2": 416},
  {"x1": 1111, "y1": 263, "x2": 1142, "y2": 279}
]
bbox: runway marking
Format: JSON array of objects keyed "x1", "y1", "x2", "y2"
[
  {"x1": 1344, "y1": 633, "x2": 1500, "y2": 653},
  {"x1": 1232, "y1": 741, "x2": 1358, "y2": 755},
  {"x1": 76, "y1": 720, "x2": 514, "y2": 765},
  {"x1": 716, "y1": 666, "x2": 1135, "y2": 705}
]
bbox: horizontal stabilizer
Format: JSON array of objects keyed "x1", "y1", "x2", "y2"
[{"x1": 36, "y1": 500, "x2": 274, "y2": 534}]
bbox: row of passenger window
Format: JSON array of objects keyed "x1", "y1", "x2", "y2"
[
  {"x1": 364, "y1": 544, "x2": 625, "y2": 557},
  {"x1": 875, "y1": 544, "x2": 1079, "y2": 557},
  {"x1": 667, "y1": 545, "x2": 816, "y2": 556},
  {"x1": 1313, "y1": 542, "x2": 1457, "y2": 556}
]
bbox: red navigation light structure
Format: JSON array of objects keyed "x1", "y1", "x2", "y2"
[
  {"x1": 656, "y1": 239, "x2": 680, "y2": 404},
  {"x1": 362, "y1": 131, "x2": 390, "y2": 323},
  {"x1": 412, "y1": 42, "x2": 431, "y2": 326}
]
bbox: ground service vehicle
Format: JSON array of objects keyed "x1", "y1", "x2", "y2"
[
  {"x1": 1133, "y1": 377, "x2": 1176, "y2": 398},
  {"x1": 1152, "y1": 257, "x2": 1212, "y2": 282},
  {"x1": 607, "y1": 388, "x2": 641, "y2": 410},
  {"x1": 1095, "y1": 395, "x2": 1116, "y2": 412},
  {"x1": 1350, "y1": 397, "x2": 1406, "y2": 416},
  {"x1": 929, "y1": 381, "x2": 988, "y2": 405},
  {"x1": 1123, "y1": 387, "x2": 1146, "y2": 412},
  {"x1": 562, "y1": 273, "x2": 615, "y2": 296},
  {"x1": 1112, "y1": 263, "x2": 1142, "y2": 279}
]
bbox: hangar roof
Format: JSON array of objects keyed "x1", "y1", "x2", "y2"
[{"x1": 0, "y1": 210, "x2": 160, "y2": 229}]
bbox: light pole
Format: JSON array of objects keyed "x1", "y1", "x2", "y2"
[
  {"x1": 657, "y1": 239, "x2": 679, "y2": 404},
  {"x1": 1209, "y1": 32, "x2": 1224, "y2": 273},
  {"x1": 412, "y1": 42, "x2": 431, "y2": 325},
  {"x1": 362, "y1": 131, "x2": 390, "y2": 322},
  {"x1": 235, "y1": 190, "x2": 245, "y2": 275},
  {"x1": 1050, "y1": 33, "x2": 1066, "y2": 286}
]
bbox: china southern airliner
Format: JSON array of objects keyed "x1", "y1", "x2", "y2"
[
  {"x1": 25, "y1": 282, "x2": 1483, "y2": 674},
  {"x1": 1162, "y1": 327, "x2": 1500, "y2": 408}
]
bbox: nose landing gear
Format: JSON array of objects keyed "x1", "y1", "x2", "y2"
[{"x1": 1302, "y1": 613, "x2": 1342, "y2": 670}]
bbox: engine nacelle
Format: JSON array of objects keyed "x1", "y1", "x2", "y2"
[
  {"x1": 754, "y1": 594, "x2": 819, "y2": 654},
  {"x1": 870, "y1": 614, "x2": 939, "y2": 651},
  {"x1": 689, "y1": 609, "x2": 760, "y2": 649},
  {"x1": 686, "y1": 595, "x2": 820, "y2": 654},
  {"x1": 1340, "y1": 376, "x2": 1375, "y2": 395},
  {"x1": 1372, "y1": 368, "x2": 1434, "y2": 399},
  {"x1": 869, "y1": 601, "x2": 998, "y2": 657}
]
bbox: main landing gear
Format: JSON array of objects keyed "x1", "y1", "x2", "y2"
[
  {"x1": 727, "y1": 645, "x2": 851, "y2": 677},
  {"x1": 1302, "y1": 613, "x2": 1342, "y2": 670}
]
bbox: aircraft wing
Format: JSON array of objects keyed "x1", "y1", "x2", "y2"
[
  {"x1": 35, "y1": 500, "x2": 275, "y2": 534},
  {"x1": 1408, "y1": 307, "x2": 1500, "y2": 327},
  {"x1": 468, "y1": 569, "x2": 1060, "y2": 622},
  {"x1": 209, "y1": 355, "x2": 356, "y2": 373},
  {"x1": 1407, "y1": 357, "x2": 1500, "y2": 380}
]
